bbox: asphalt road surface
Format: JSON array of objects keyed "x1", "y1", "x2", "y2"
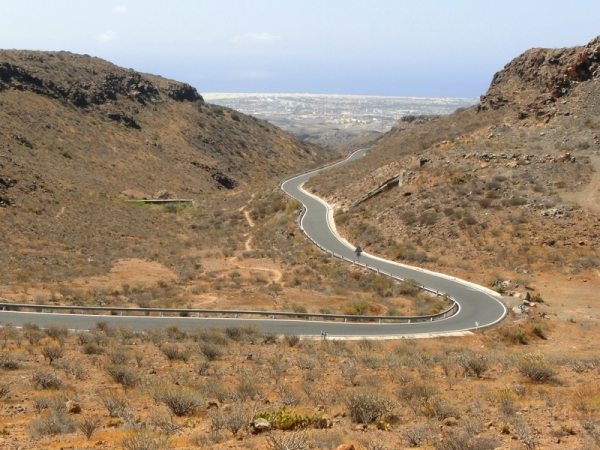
[{"x1": 0, "y1": 149, "x2": 506, "y2": 337}]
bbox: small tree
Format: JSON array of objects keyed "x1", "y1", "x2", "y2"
[{"x1": 41, "y1": 345, "x2": 64, "y2": 365}]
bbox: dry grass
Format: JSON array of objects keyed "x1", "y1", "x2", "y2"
[{"x1": 0, "y1": 319, "x2": 598, "y2": 448}]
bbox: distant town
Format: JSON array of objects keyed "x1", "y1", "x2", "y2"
[{"x1": 203, "y1": 93, "x2": 477, "y2": 145}]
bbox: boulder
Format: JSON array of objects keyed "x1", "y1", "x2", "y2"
[
  {"x1": 519, "y1": 292, "x2": 531, "y2": 301},
  {"x1": 154, "y1": 190, "x2": 173, "y2": 199},
  {"x1": 442, "y1": 417, "x2": 458, "y2": 427},
  {"x1": 251, "y1": 418, "x2": 271, "y2": 434},
  {"x1": 66, "y1": 400, "x2": 81, "y2": 414},
  {"x1": 207, "y1": 400, "x2": 219, "y2": 409}
]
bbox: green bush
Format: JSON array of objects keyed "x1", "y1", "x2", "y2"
[
  {"x1": 255, "y1": 407, "x2": 330, "y2": 430},
  {"x1": 531, "y1": 323, "x2": 545, "y2": 339},
  {"x1": 451, "y1": 174, "x2": 466, "y2": 185},
  {"x1": 514, "y1": 331, "x2": 527, "y2": 344},
  {"x1": 344, "y1": 299, "x2": 370, "y2": 315}
]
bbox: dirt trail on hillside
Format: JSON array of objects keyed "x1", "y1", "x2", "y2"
[
  {"x1": 239, "y1": 195, "x2": 255, "y2": 250},
  {"x1": 562, "y1": 154, "x2": 600, "y2": 212}
]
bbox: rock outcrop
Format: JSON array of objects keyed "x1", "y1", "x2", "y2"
[
  {"x1": 0, "y1": 50, "x2": 203, "y2": 108},
  {"x1": 479, "y1": 36, "x2": 600, "y2": 121}
]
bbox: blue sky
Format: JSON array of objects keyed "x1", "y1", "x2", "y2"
[{"x1": 1, "y1": 1, "x2": 599, "y2": 97}]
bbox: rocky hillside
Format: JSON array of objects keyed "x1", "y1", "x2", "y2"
[
  {"x1": 307, "y1": 36, "x2": 600, "y2": 289},
  {"x1": 0, "y1": 50, "x2": 333, "y2": 283}
]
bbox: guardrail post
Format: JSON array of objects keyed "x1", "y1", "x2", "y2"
[
  {"x1": 408, "y1": 319, "x2": 411, "y2": 324},
  {"x1": 308, "y1": 317, "x2": 312, "y2": 321},
  {"x1": 272, "y1": 315, "x2": 275, "y2": 319},
  {"x1": 379, "y1": 319, "x2": 382, "y2": 324},
  {"x1": 235, "y1": 313, "x2": 238, "y2": 318},
  {"x1": 41, "y1": 309, "x2": 45, "y2": 313},
  {"x1": 120, "y1": 311, "x2": 123, "y2": 316},
  {"x1": 344, "y1": 318, "x2": 347, "y2": 323},
  {"x1": 159, "y1": 312, "x2": 163, "y2": 317},
  {"x1": 430, "y1": 317, "x2": 433, "y2": 322},
  {"x1": 444, "y1": 313, "x2": 447, "y2": 319},
  {"x1": 2, "y1": 306, "x2": 5, "y2": 311}
]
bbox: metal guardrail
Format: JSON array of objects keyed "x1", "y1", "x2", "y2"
[{"x1": 0, "y1": 301, "x2": 457, "y2": 325}]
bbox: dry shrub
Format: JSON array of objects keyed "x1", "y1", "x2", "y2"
[
  {"x1": 435, "y1": 428, "x2": 499, "y2": 450},
  {"x1": 121, "y1": 430, "x2": 171, "y2": 450},
  {"x1": 77, "y1": 415, "x2": 101, "y2": 439},
  {"x1": 151, "y1": 385, "x2": 203, "y2": 417},
  {"x1": 32, "y1": 392, "x2": 67, "y2": 413},
  {"x1": 345, "y1": 389, "x2": 396, "y2": 425},
  {"x1": 403, "y1": 424, "x2": 433, "y2": 447},
  {"x1": 106, "y1": 365, "x2": 139, "y2": 390},
  {"x1": 199, "y1": 342, "x2": 225, "y2": 361},
  {"x1": 517, "y1": 356, "x2": 556, "y2": 382},
  {"x1": 82, "y1": 342, "x2": 106, "y2": 355},
  {"x1": 22, "y1": 322, "x2": 44, "y2": 345},
  {"x1": 0, "y1": 383, "x2": 10, "y2": 399},
  {"x1": 46, "y1": 324, "x2": 69, "y2": 340},
  {"x1": 266, "y1": 431, "x2": 310, "y2": 450},
  {"x1": 285, "y1": 334, "x2": 301, "y2": 347},
  {"x1": 160, "y1": 343, "x2": 192, "y2": 362},
  {"x1": 0, "y1": 355, "x2": 20, "y2": 370},
  {"x1": 29, "y1": 410, "x2": 75, "y2": 437},
  {"x1": 107, "y1": 347, "x2": 131, "y2": 365},
  {"x1": 55, "y1": 359, "x2": 87, "y2": 380},
  {"x1": 99, "y1": 389, "x2": 130, "y2": 418},
  {"x1": 457, "y1": 353, "x2": 489, "y2": 378},
  {"x1": 32, "y1": 370, "x2": 64, "y2": 390}
]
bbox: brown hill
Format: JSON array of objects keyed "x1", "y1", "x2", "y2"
[
  {"x1": 0, "y1": 50, "x2": 333, "y2": 284},
  {"x1": 307, "y1": 36, "x2": 600, "y2": 292}
]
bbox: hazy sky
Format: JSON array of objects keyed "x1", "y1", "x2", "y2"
[{"x1": 1, "y1": 1, "x2": 599, "y2": 97}]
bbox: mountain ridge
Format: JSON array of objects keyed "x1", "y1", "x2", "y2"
[
  {"x1": 306, "y1": 36, "x2": 600, "y2": 289},
  {"x1": 0, "y1": 50, "x2": 334, "y2": 283}
]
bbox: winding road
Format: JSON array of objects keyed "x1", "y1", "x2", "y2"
[{"x1": 0, "y1": 148, "x2": 506, "y2": 337}]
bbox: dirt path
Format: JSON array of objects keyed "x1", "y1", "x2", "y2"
[
  {"x1": 244, "y1": 235, "x2": 253, "y2": 251},
  {"x1": 239, "y1": 194, "x2": 255, "y2": 227},
  {"x1": 563, "y1": 154, "x2": 600, "y2": 212},
  {"x1": 233, "y1": 263, "x2": 283, "y2": 283}
]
